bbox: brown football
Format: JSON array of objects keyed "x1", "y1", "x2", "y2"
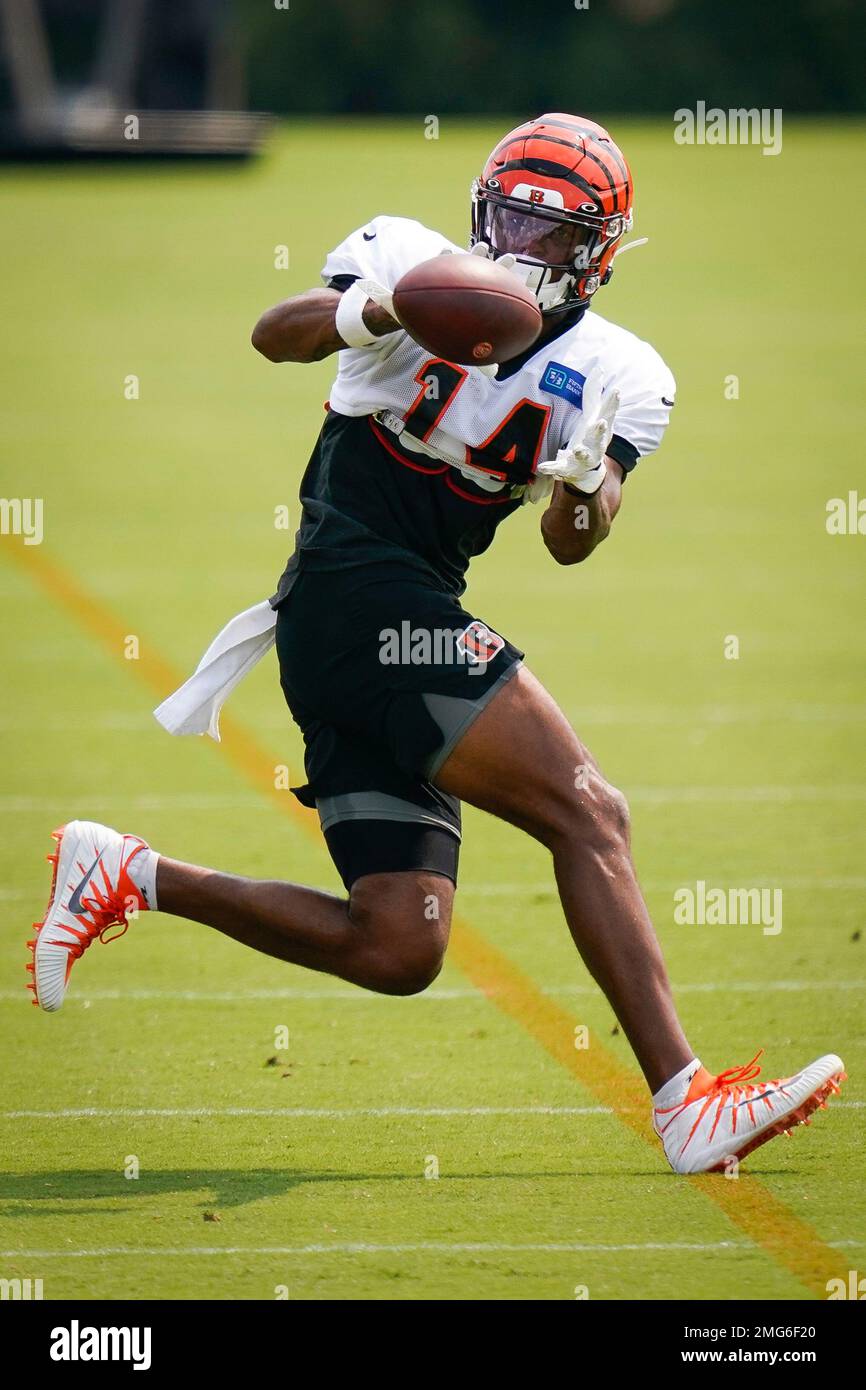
[{"x1": 392, "y1": 254, "x2": 542, "y2": 365}]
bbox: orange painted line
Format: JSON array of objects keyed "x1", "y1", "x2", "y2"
[
  {"x1": 2, "y1": 538, "x2": 318, "y2": 830},
  {"x1": 3, "y1": 535, "x2": 846, "y2": 1296}
]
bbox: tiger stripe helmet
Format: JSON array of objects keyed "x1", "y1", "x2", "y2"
[{"x1": 471, "y1": 113, "x2": 634, "y2": 314}]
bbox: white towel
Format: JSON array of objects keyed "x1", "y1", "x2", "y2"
[{"x1": 154, "y1": 599, "x2": 277, "y2": 741}]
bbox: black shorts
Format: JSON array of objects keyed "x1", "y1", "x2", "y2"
[{"x1": 273, "y1": 562, "x2": 523, "y2": 890}]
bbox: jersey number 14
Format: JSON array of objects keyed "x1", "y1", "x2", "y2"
[{"x1": 404, "y1": 359, "x2": 550, "y2": 488}]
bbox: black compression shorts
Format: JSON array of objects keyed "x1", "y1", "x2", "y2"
[{"x1": 273, "y1": 562, "x2": 523, "y2": 890}]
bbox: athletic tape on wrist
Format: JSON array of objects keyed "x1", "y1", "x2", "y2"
[{"x1": 334, "y1": 281, "x2": 380, "y2": 348}]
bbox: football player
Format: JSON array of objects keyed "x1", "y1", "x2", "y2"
[{"x1": 28, "y1": 115, "x2": 843, "y2": 1174}]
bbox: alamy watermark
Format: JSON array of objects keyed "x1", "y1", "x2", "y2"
[
  {"x1": 674, "y1": 880, "x2": 782, "y2": 936},
  {"x1": 0, "y1": 497, "x2": 43, "y2": 545},
  {"x1": 50, "y1": 1321, "x2": 151, "y2": 1370},
  {"x1": 379, "y1": 619, "x2": 504, "y2": 675},
  {"x1": 1, "y1": 1276, "x2": 43, "y2": 1299},
  {"x1": 826, "y1": 1270, "x2": 866, "y2": 1300},
  {"x1": 674, "y1": 102, "x2": 782, "y2": 156},
  {"x1": 826, "y1": 491, "x2": 865, "y2": 535}
]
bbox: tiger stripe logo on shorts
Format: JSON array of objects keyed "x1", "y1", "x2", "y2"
[{"x1": 457, "y1": 620, "x2": 505, "y2": 663}]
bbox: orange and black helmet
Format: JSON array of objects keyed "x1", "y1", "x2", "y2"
[{"x1": 471, "y1": 113, "x2": 634, "y2": 314}]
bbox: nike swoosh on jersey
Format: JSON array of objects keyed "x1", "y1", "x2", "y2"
[
  {"x1": 362, "y1": 231, "x2": 377, "y2": 241},
  {"x1": 68, "y1": 850, "x2": 104, "y2": 914}
]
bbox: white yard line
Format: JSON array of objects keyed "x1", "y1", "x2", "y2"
[
  {"x1": 462, "y1": 878, "x2": 866, "y2": 893},
  {"x1": 2, "y1": 1105, "x2": 613, "y2": 1119},
  {"x1": 3, "y1": 705, "x2": 864, "y2": 732},
  {"x1": 627, "y1": 786, "x2": 866, "y2": 803},
  {"x1": 3, "y1": 1102, "x2": 860, "y2": 1120},
  {"x1": 1, "y1": 979, "x2": 863, "y2": 1004},
  {"x1": 1, "y1": 1239, "x2": 862, "y2": 1259},
  {"x1": 2, "y1": 874, "x2": 860, "y2": 909},
  {"x1": 0, "y1": 714, "x2": 151, "y2": 732},
  {"x1": 564, "y1": 706, "x2": 866, "y2": 727},
  {"x1": 1, "y1": 787, "x2": 865, "y2": 816},
  {"x1": 0, "y1": 794, "x2": 263, "y2": 813},
  {"x1": 0, "y1": 1240, "x2": 749, "y2": 1258}
]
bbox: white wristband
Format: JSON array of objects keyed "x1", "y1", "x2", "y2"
[{"x1": 334, "y1": 281, "x2": 380, "y2": 348}]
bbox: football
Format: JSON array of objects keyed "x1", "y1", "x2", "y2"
[{"x1": 392, "y1": 253, "x2": 542, "y2": 365}]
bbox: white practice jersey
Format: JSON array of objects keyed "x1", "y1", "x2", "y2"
[{"x1": 323, "y1": 215, "x2": 675, "y2": 497}]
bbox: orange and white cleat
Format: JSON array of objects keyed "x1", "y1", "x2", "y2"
[
  {"x1": 27, "y1": 820, "x2": 153, "y2": 1012},
  {"x1": 653, "y1": 1051, "x2": 846, "y2": 1174}
]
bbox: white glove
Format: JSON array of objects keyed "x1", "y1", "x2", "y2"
[
  {"x1": 526, "y1": 472, "x2": 554, "y2": 505},
  {"x1": 535, "y1": 366, "x2": 619, "y2": 496},
  {"x1": 469, "y1": 241, "x2": 518, "y2": 275}
]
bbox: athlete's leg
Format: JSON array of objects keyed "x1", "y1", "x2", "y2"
[
  {"x1": 31, "y1": 815, "x2": 456, "y2": 1010},
  {"x1": 434, "y1": 664, "x2": 692, "y2": 1093},
  {"x1": 156, "y1": 861, "x2": 453, "y2": 997}
]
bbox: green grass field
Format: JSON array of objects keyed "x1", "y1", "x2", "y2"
[{"x1": 1, "y1": 119, "x2": 864, "y2": 1301}]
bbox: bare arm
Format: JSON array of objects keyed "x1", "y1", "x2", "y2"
[
  {"x1": 251, "y1": 288, "x2": 400, "y2": 364},
  {"x1": 540, "y1": 458, "x2": 624, "y2": 565}
]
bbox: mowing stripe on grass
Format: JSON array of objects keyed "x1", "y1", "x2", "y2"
[{"x1": 3, "y1": 536, "x2": 851, "y2": 1298}]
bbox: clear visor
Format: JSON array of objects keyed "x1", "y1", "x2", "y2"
[{"x1": 487, "y1": 204, "x2": 597, "y2": 267}]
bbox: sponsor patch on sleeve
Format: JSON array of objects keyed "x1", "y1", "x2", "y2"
[{"x1": 540, "y1": 361, "x2": 586, "y2": 407}]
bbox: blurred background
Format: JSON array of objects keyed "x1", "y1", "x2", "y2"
[{"x1": 0, "y1": 0, "x2": 863, "y2": 158}]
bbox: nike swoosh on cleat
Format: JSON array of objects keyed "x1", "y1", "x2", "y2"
[
  {"x1": 362, "y1": 231, "x2": 377, "y2": 241},
  {"x1": 67, "y1": 850, "x2": 104, "y2": 915},
  {"x1": 735, "y1": 1089, "x2": 782, "y2": 1109}
]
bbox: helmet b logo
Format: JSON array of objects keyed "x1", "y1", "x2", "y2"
[{"x1": 528, "y1": 189, "x2": 545, "y2": 204}]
